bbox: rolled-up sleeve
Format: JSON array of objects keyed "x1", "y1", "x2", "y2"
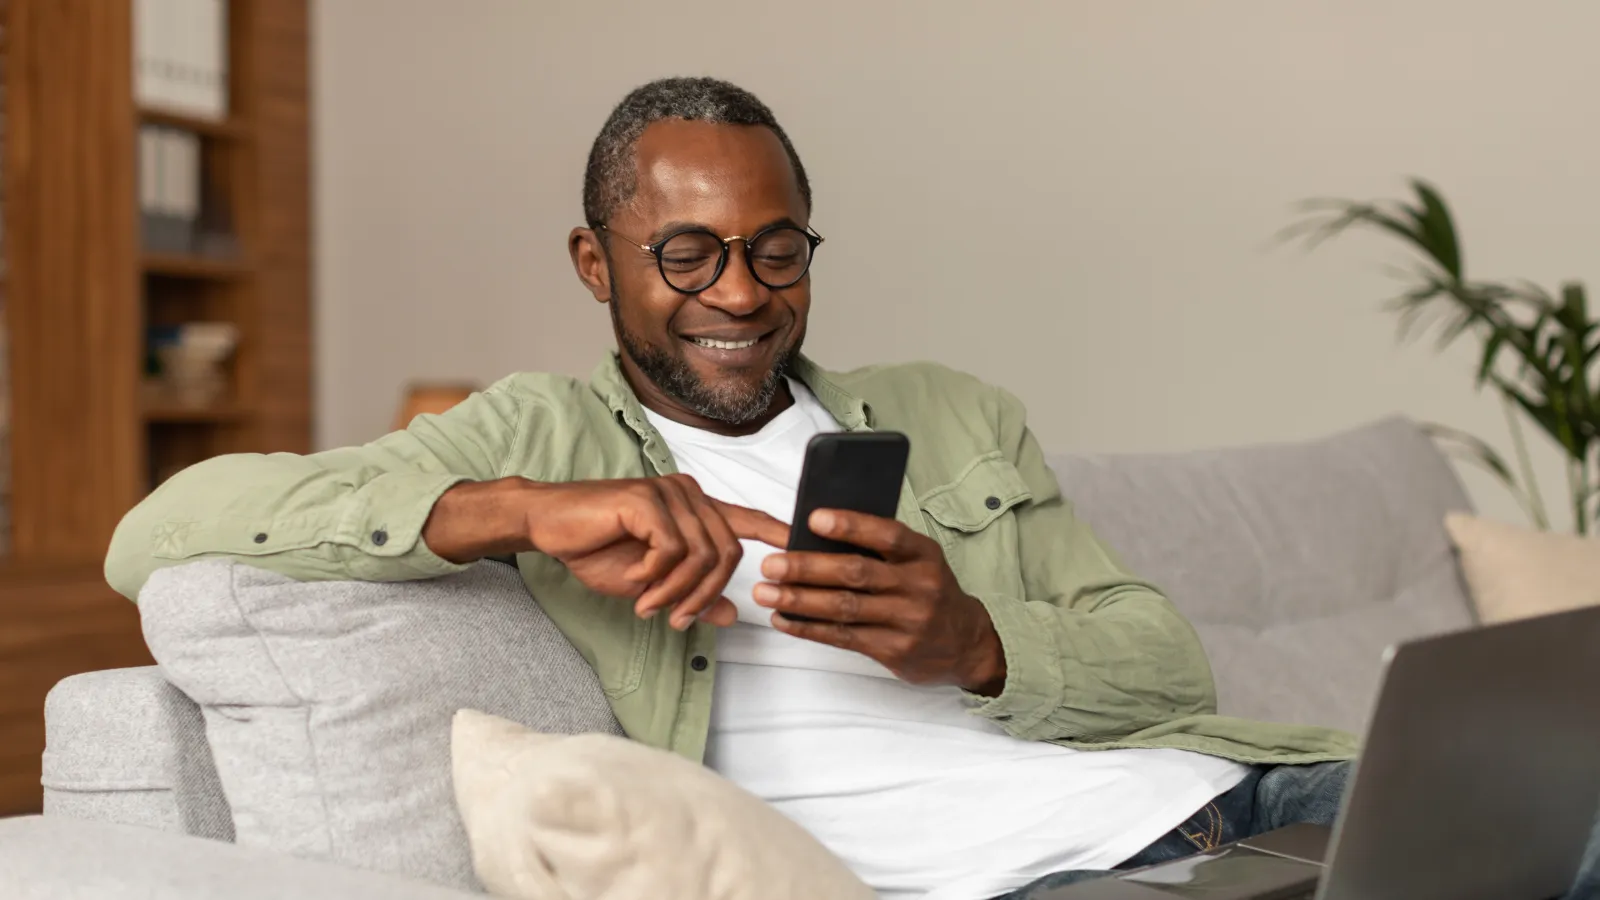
[{"x1": 106, "y1": 386, "x2": 528, "y2": 600}]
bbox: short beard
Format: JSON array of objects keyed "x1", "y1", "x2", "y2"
[{"x1": 612, "y1": 299, "x2": 797, "y2": 426}]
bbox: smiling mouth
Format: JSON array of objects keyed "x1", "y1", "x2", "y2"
[{"x1": 687, "y1": 336, "x2": 762, "y2": 350}]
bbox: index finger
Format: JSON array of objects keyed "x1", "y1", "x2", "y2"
[
  {"x1": 808, "y1": 509, "x2": 920, "y2": 560},
  {"x1": 713, "y1": 499, "x2": 791, "y2": 549}
]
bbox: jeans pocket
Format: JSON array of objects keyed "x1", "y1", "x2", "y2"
[{"x1": 1176, "y1": 802, "x2": 1224, "y2": 852}]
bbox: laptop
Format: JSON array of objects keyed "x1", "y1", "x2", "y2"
[{"x1": 1040, "y1": 603, "x2": 1600, "y2": 900}]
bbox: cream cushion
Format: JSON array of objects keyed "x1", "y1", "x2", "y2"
[
  {"x1": 1443, "y1": 512, "x2": 1600, "y2": 624},
  {"x1": 450, "y1": 709, "x2": 874, "y2": 900}
]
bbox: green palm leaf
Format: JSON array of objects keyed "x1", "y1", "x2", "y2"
[
  {"x1": 1421, "y1": 422, "x2": 1548, "y2": 530},
  {"x1": 1285, "y1": 179, "x2": 1598, "y2": 533},
  {"x1": 1408, "y1": 180, "x2": 1463, "y2": 279}
]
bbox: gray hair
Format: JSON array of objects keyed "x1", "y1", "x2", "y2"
[{"x1": 582, "y1": 77, "x2": 812, "y2": 229}]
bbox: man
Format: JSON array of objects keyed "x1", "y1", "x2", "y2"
[{"x1": 107, "y1": 78, "x2": 1597, "y2": 900}]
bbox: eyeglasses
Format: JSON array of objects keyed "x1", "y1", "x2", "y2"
[{"x1": 598, "y1": 223, "x2": 824, "y2": 294}]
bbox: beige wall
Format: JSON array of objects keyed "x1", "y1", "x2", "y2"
[{"x1": 313, "y1": 0, "x2": 1600, "y2": 529}]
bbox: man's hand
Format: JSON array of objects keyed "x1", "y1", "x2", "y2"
[
  {"x1": 752, "y1": 509, "x2": 1008, "y2": 696},
  {"x1": 423, "y1": 475, "x2": 789, "y2": 629}
]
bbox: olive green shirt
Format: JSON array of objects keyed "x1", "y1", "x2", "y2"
[{"x1": 106, "y1": 354, "x2": 1358, "y2": 765}]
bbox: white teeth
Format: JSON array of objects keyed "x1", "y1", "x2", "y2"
[{"x1": 691, "y1": 337, "x2": 759, "y2": 350}]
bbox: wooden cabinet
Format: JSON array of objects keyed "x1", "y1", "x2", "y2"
[{"x1": 0, "y1": 0, "x2": 311, "y2": 815}]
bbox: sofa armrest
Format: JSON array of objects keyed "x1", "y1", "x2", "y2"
[
  {"x1": 0, "y1": 816, "x2": 483, "y2": 899},
  {"x1": 43, "y1": 666, "x2": 232, "y2": 840}
]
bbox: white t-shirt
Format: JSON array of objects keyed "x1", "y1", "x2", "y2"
[{"x1": 643, "y1": 381, "x2": 1248, "y2": 900}]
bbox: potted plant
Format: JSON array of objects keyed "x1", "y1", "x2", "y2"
[{"x1": 1285, "y1": 180, "x2": 1599, "y2": 534}]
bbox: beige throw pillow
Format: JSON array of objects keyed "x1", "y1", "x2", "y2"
[
  {"x1": 450, "y1": 710, "x2": 874, "y2": 900},
  {"x1": 1444, "y1": 512, "x2": 1600, "y2": 624}
]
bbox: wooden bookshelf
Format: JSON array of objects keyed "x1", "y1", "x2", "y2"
[
  {"x1": 143, "y1": 400, "x2": 251, "y2": 424},
  {"x1": 0, "y1": 0, "x2": 311, "y2": 815},
  {"x1": 142, "y1": 253, "x2": 253, "y2": 280},
  {"x1": 138, "y1": 105, "x2": 252, "y2": 141}
]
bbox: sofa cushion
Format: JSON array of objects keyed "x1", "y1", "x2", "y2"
[
  {"x1": 1047, "y1": 416, "x2": 1475, "y2": 733},
  {"x1": 1445, "y1": 512, "x2": 1600, "y2": 624},
  {"x1": 138, "y1": 559, "x2": 623, "y2": 891},
  {"x1": 0, "y1": 815, "x2": 479, "y2": 900},
  {"x1": 451, "y1": 710, "x2": 875, "y2": 900}
]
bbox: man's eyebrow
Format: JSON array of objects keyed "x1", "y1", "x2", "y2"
[
  {"x1": 749, "y1": 216, "x2": 804, "y2": 235},
  {"x1": 646, "y1": 221, "x2": 707, "y2": 243}
]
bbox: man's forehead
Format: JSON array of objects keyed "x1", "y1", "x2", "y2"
[{"x1": 624, "y1": 119, "x2": 805, "y2": 229}]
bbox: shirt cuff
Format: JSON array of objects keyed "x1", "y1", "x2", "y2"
[
  {"x1": 336, "y1": 471, "x2": 475, "y2": 580},
  {"x1": 963, "y1": 593, "x2": 1065, "y2": 739}
]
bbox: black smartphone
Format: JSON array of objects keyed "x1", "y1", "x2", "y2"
[{"x1": 788, "y1": 431, "x2": 911, "y2": 557}]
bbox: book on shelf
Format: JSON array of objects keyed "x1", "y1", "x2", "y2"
[
  {"x1": 134, "y1": 0, "x2": 229, "y2": 120},
  {"x1": 144, "y1": 321, "x2": 239, "y2": 410},
  {"x1": 138, "y1": 124, "x2": 238, "y2": 259},
  {"x1": 139, "y1": 124, "x2": 199, "y2": 255}
]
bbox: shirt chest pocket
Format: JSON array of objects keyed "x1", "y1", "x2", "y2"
[
  {"x1": 916, "y1": 452, "x2": 1032, "y2": 595},
  {"x1": 517, "y1": 551, "x2": 650, "y2": 699}
]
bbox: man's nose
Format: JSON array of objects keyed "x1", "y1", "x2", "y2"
[{"x1": 697, "y1": 244, "x2": 767, "y2": 316}]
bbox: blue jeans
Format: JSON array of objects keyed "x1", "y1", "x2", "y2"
[{"x1": 995, "y1": 761, "x2": 1600, "y2": 900}]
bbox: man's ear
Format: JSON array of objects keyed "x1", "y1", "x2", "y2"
[{"x1": 569, "y1": 227, "x2": 612, "y2": 303}]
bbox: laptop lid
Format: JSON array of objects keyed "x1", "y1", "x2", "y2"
[{"x1": 1319, "y1": 604, "x2": 1600, "y2": 900}]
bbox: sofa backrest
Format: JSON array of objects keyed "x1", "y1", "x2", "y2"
[{"x1": 1046, "y1": 415, "x2": 1476, "y2": 733}]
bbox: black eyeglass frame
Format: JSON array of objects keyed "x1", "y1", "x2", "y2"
[{"x1": 597, "y1": 222, "x2": 825, "y2": 295}]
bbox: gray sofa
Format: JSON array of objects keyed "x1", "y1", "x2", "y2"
[{"x1": 2, "y1": 417, "x2": 1478, "y2": 897}]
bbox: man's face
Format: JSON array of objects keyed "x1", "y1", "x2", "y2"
[{"x1": 573, "y1": 120, "x2": 812, "y2": 431}]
